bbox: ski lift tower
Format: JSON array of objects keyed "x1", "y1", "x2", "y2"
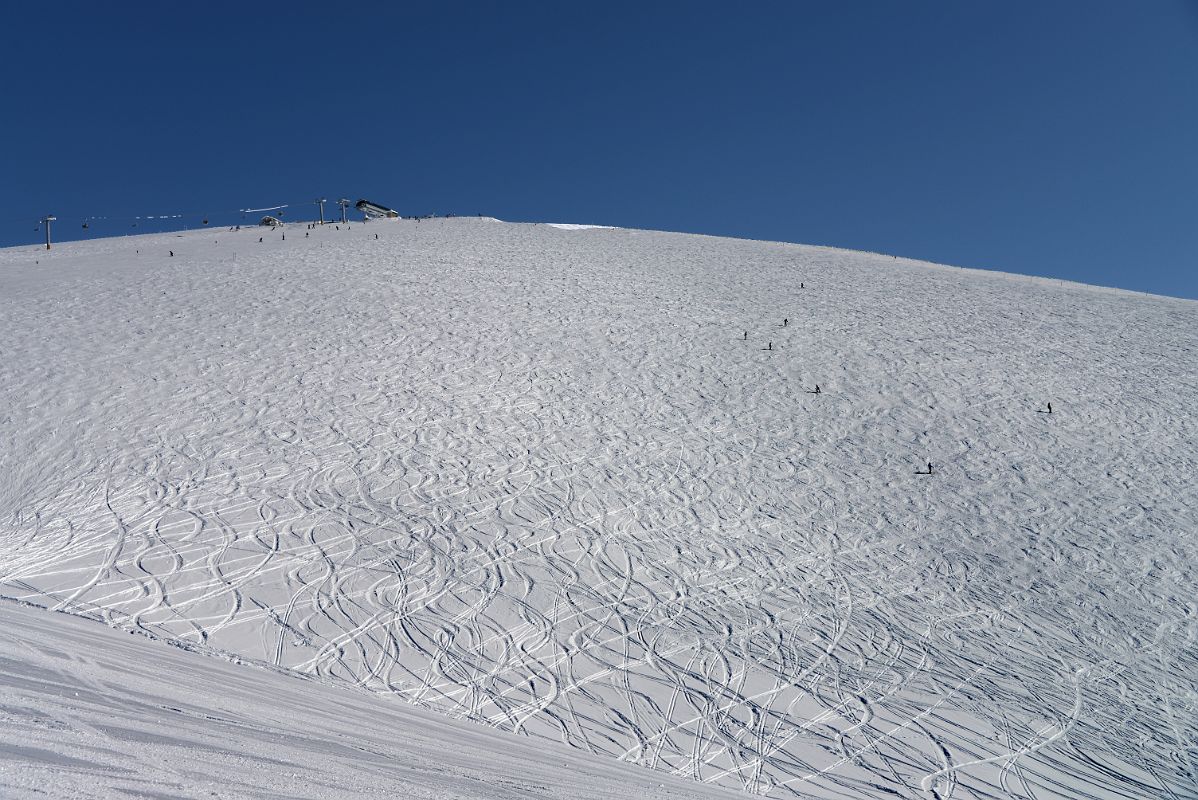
[
  {"x1": 41, "y1": 215, "x2": 56, "y2": 250},
  {"x1": 337, "y1": 198, "x2": 350, "y2": 225},
  {"x1": 314, "y1": 197, "x2": 327, "y2": 225}
]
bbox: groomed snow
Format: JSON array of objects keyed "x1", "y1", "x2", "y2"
[
  {"x1": 0, "y1": 599, "x2": 737, "y2": 799},
  {"x1": 1, "y1": 218, "x2": 1196, "y2": 798}
]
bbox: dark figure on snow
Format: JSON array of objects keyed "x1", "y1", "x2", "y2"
[
  {"x1": 783, "y1": 318, "x2": 789, "y2": 327},
  {"x1": 1047, "y1": 402, "x2": 1053, "y2": 413},
  {"x1": 767, "y1": 342, "x2": 773, "y2": 351},
  {"x1": 814, "y1": 384, "x2": 821, "y2": 394},
  {"x1": 375, "y1": 233, "x2": 379, "y2": 240},
  {"x1": 744, "y1": 331, "x2": 748, "y2": 340},
  {"x1": 800, "y1": 282, "x2": 804, "y2": 289},
  {"x1": 259, "y1": 237, "x2": 263, "y2": 243},
  {"x1": 169, "y1": 250, "x2": 173, "y2": 257}
]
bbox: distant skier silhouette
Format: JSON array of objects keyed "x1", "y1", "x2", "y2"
[
  {"x1": 1047, "y1": 402, "x2": 1053, "y2": 413},
  {"x1": 916, "y1": 461, "x2": 933, "y2": 475},
  {"x1": 744, "y1": 331, "x2": 748, "y2": 340},
  {"x1": 169, "y1": 250, "x2": 173, "y2": 257},
  {"x1": 783, "y1": 318, "x2": 789, "y2": 327},
  {"x1": 763, "y1": 341, "x2": 773, "y2": 351}
]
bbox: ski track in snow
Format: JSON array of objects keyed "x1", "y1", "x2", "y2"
[
  {"x1": 0, "y1": 599, "x2": 735, "y2": 800},
  {"x1": 1, "y1": 219, "x2": 1196, "y2": 798}
]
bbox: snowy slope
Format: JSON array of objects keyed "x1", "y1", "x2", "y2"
[
  {"x1": 1, "y1": 218, "x2": 1196, "y2": 798},
  {"x1": 0, "y1": 599, "x2": 736, "y2": 799}
]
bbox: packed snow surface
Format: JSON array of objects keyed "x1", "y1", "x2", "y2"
[
  {"x1": 0, "y1": 600, "x2": 734, "y2": 799},
  {"x1": 1, "y1": 218, "x2": 1196, "y2": 798}
]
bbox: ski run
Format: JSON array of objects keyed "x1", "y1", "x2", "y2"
[{"x1": 1, "y1": 217, "x2": 1195, "y2": 798}]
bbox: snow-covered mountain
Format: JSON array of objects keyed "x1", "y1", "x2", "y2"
[{"x1": 2, "y1": 218, "x2": 1195, "y2": 798}]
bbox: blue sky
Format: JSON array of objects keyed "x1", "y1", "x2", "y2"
[{"x1": 3, "y1": 2, "x2": 1195, "y2": 298}]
